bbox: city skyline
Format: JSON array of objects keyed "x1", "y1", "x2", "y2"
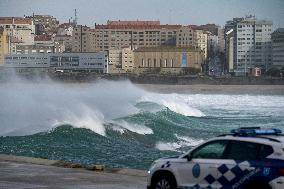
[{"x1": 0, "y1": 0, "x2": 284, "y2": 28}]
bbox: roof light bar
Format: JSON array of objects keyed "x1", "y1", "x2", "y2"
[{"x1": 231, "y1": 128, "x2": 282, "y2": 136}]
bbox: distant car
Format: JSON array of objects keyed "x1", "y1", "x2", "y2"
[
  {"x1": 147, "y1": 127, "x2": 284, "y2": 189},
  {"x1": 55, "y1": 69, "x2": 64, "y2": 73}
]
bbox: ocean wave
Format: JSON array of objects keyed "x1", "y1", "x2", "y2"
[
  {"x1": 52, "y1": 105, "x2": 106, "y2": 136},
  {"x1": 155, "y1": 134, "x2": 204, "y2": 152},
  {"x1": 138, "y1": 93, "x2": 205, "y2": 117},
  {"x1": 110, "y1": 120, "x2": 153, "y2": 135}
]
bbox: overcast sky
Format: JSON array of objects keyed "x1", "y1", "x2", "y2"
[{"x1": 0, "y1": 0, "x2": 283, "y2": 28}]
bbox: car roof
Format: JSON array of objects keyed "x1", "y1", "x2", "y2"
[{"x1": 214, "y1": 135, "x2": 284, "y2": 146}]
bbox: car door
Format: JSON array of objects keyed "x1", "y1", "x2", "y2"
[
  {"x1": 175, "y1": 140, "x2": 228, "y2": 189},
  {"x1": 214, "y1": 140, "x2": 262, "y2": 189}
]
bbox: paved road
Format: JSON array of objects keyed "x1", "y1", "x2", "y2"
[{"x1": 0, "y1": 161, "x2": 147, "y2": 189}]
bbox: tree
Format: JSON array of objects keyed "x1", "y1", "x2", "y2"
[{"x1": 266, "y1": 67, "x2": 280, "y2": 77}]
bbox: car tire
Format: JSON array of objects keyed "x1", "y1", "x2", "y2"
[
  {"x1": 152, "y1": 174, "x2": 177, "y2": 189},
  {"x1": 245, "y1": 182, "x2": 272, "y2": 189}
]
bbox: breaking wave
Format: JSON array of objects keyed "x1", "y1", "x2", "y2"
[{"x1": 1, "y1": 78, "x2": 284, "y2": 169}]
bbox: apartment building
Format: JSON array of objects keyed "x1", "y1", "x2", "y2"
[
  {"x1": 0, "y1": 27, "x2": 9, "y2": 65},
  {"x1": 217, "y1": 27, "x2": 225, "y2": 53},
  {"x1": 199, "y1": 24, "x2": 219, "y2": 36},
  {"x1": 72, "y1": 25, "x2": 96, "y2": 52},
  {"x1": 15, "y1": 34, "x2": 64, "y2": 54},
  {"x1": 133, "y1": 46, "x2": 204, "y2": 74},
  {"x1": 108, "y1": 47, "x2": 134, "y2": 73},
  {"x1": 195, "y1": 30, "x2": 208, "y2": 59},
  {"x1": 176, "y1": 26, "x2": 195, "y2": 47},
  {"x1": 57, "y1": 23, "x2": 74, "y2": 36},
  {"x1": 94, "y1": 20, "x2": 181, "y2": 51},
  {"x1": 0, "y1": 17, "x2": 35, "y2": 43},
  {"x1": 232, "y1": 16, "x2": 273, "y2": 76},
  {"x1": 0, "y1": 17, "x2": 35, "y2": 54},
  {"x1": 54, "y1": 35, "x2": 73, "y2": 52},
  {"x1": 271, "y1": 28, "x2": 284, "y2": 69},
  {"x1": 225, "y1": 29, "x2": 234, "y2": 73},
  {"x1": 26, "y1": 15, "x2": 59, "y2": 35}
]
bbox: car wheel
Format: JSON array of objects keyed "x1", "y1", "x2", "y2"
[
  {"x1": 153, "y1": 175, "x2": 177, "y2": 189},
  {"x1": 245, "y1": 182, "x2": 272, "y2": 189}
]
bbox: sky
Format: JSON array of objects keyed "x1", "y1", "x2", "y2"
[{"x1": 0, "y1": 0, "x2": 284, "y2": 28}]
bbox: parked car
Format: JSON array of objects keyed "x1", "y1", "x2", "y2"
[{"x1": 147, "y1": 127, "x2": 284, "y2": 189}]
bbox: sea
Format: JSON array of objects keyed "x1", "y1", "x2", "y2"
[{"x1": 0, "y1": 79, "x2": 284, "y2": 170}]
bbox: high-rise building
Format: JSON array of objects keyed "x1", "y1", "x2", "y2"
[
  {"x1": 271, "y1": 28, "x2": 284, "y2": 69},
  {"x1": 228, "y1": 16, "x2": 273, "y2": 76},
  {"x1": 94, "y1": 20, "x2": 181, "y2": 51},
  {"x1": 225, "y1": 29, "x2": 234, "y2": 73},
  {"x1": 217, "y1": 27, "x2": 225, "y2": 53},
  {"x1": 195, "y1": 30, "x2": 208, "y2": 59},
  {"x1": 72, "y1": 25, "x2": 96, "y2": 52}
]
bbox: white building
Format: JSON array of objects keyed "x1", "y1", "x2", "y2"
[
  {"x1": 0, "y1": 17, "x2": 35, "y2": 54},
  {"x1": 225, "y1": 29, "x2": 234, "y2": 73},
  {"x1": 195, "y1": 30, "x2": 208, "y2": 59},
  {"x1": 4, "y1": 52, "x2": 107, "y2": 73},
  {"x1": 233, "y1": 16, "x2": 273, "y2": 76}
]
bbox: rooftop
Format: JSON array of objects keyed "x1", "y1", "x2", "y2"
[
  {"x1": 95, "y1": 24, "x2": 181, "y2": 30},
  {"x1": 0, "y1": 17, "x2": 33, "y2": 25},
  {"x1": 272, "y1": 28, "x2": 284, "y2": 34},
  {"x1": 34, "y1": 34, "x2": 52, "y2": 41},
  {"x1": 134, "y1": 46, "x2": 200, "y2": 52},
  {"x1": 107, "y1": 20, "x2": 160, "y2": 26}
]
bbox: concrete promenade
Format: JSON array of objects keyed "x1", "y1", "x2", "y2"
[{"x1": 0, "y1": 155, "x2": 147, "y2": 189}]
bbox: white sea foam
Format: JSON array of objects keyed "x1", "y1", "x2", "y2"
[
  {"x1": 138, "y1": 93, "x2": 205, "y2": 117},
  {"x1": 155, "y1": 142, "x2": 183, "y2": 151},
  {"x1": 155, "y1": 134, "x2": 204, "y2": 152},
  {"x1": 0, "y1": 80, "x2": 145, "y2": 136},
  {"x1": 186, "y1": 94, "x2": 284, "y2": 118},
  {"x1": 111, "y1": 120, "x2": 153, "y2": 135},
  {"x1": 52, "y1": 106, "x2": 106, "y2": 136}
]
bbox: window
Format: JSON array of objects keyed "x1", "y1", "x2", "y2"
[
  {"x1": 164, "y1": 59, "x2": 167, "y2": 67},
  {"x1": 224, "y1": 141, "x2": 259, "y2": 160},
  {"x1": 191, "y1": 140, "x2": 228, "y2": 159},
  {"x1": 258, "y1": 145, "x2": 273, "y2": 159}
]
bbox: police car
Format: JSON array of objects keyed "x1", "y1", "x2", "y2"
[{"x1": 147, "y1": 127, "x2": 284, "y2": 189}]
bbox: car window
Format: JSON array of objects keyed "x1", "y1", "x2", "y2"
[
  {"x1": 258, "y1": 144, "x2": 273, "y2": 159},
  {"x1": 225, "y1": 141, "x2": 259, "y2": 160},
  {"x1": 191, "y1": 140, "x2": 228, "y2": 159}
]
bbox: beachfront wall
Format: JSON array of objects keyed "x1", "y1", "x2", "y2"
[{"x1": 133, "y1": 47, "x2": 204, "y2": 74}]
